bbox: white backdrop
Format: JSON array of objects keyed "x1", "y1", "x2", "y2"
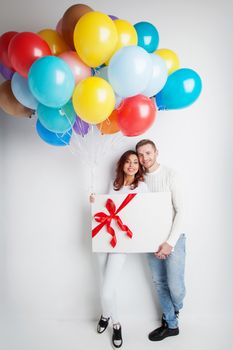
[{"x1": 0, "y1": 0, "x2": 233, "y2": 334}]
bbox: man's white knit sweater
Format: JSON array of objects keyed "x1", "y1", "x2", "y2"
[{"x1": 144, "y1": 164, "x2": 184, "y2": 247}]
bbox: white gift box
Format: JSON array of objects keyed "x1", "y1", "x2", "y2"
[{"x1": 91, "y1": 192, "x2": 173, "y2": 253}]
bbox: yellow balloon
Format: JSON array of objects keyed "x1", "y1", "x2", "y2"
[
  {"x1": 73, "y1": 11, "x2": 118, "y2": 67},
  {"x1": 72, "y1": 77, "x2": 115, "y2": 124},
  {"x1": 155, "y1": 48, "x2": 180, "y2": 75},
  {"x1": 105, "y1": 19, "x2": 138, "y2": 64},
  {"x1": 38, "y1": 29, "x2": 70, "y2": 55}
]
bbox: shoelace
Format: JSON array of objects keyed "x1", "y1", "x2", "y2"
[
  {"x1": 113, "y1": 326, "x2": 122, "y2": 340},
  {"x1": 99, "y1": 316, "x2": 109, "y2": 327}
]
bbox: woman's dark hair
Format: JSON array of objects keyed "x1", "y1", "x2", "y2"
[{"x1": 113, "y1": 150, "x2": 145, "y2": 191}]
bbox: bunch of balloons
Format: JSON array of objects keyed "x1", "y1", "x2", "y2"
[{"x1": 0, "y1": 3, "x2": 202, "y2": 146}]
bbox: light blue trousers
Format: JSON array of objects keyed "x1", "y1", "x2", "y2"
[
  {"x1": 147, "y1": 234, "x2": 186, "y2": 328},
  {"x1": 97, "y1": 253, "x2": 127, "y2": 324}
]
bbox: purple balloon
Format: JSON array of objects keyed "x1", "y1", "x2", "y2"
[
  {"x1": 108, "y1": 14, "x2": 118, "y2": 20},
  {"x1": 73, "y1": 116, "x2": 90, "y2": 136},
  {"x1": 0, "y1": 62, "x2": 14, "y2": 80}
]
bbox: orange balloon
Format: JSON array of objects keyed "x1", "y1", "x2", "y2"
[
  {"x1": 62, "y1": 4, "x2": 93, "y2": 49},
  {"x1": 97, "y1": 109, "x2": 120, "y2": 134},
  {"x1": 0, "y1": 80, "x2": 33, "y2": 117},
  {"x1": 38, "y1": 29, "x2": 70, "y2": 55}
]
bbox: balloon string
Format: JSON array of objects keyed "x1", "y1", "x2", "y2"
[
  {"x1": 30, "y1": 111, "x2": 38, "y2": 130},
  {"x1": 77, "y1": 117, "x2": 85, "y2": 138},
  {"x1": 59, "y1": 108, "x2": 127, "y2": 193},
  {"x1": 62, "y1": 107, "x2": 91, "y2": 163}
]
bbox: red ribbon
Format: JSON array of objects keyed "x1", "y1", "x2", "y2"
[{"x1": 92, "y1": 193, "x2": 137, "y2": 248}]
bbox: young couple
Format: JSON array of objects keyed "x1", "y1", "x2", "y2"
[{"x1": 90, "y1": 139, "x2": 186, "y2": 348}]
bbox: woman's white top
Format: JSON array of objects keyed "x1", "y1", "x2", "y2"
[{"x1": 108, "y1": 181, "x2": 149, "y2": 194}]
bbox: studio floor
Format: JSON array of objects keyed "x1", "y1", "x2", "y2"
[{"x1": 0, "y1": 315, "x2": 230, "y2": 350}]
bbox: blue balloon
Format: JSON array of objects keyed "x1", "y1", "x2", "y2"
[
  {"x1": 108, "y1": 46, "x2": 152, "y2": 98},
  {"x1": 36, "y1": 120, "x2": 72, "y2": 146},
  {"x1": 37, "y1": 100, "x2": 76, "y2": 133},
  {"x1": 94, "y1": 66, "x2": 109, "y2": 81},
  {"x1": 91, "y1": 64, "x2": 106, "y2": 76},
  {"x1": 28, "y1": 56, "x2": 75, "y2": 108},
  {"x1": 155, "y1": 68, "x2": 202, "y2": 110},
  {"x1": 11, "y1": 73, "x2": 38, "y2": 110},
  {"x1": 134, "y1": 22, "x2": 159, "y2": 53}
]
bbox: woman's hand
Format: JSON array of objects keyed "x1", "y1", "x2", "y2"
[{"x1": 89, "y1": 193, "x2": 96, "y2": 203}]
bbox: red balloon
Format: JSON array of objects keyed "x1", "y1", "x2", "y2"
[
  {"x1": 8, "y1": 32, "x2": 51, "y2": 77},
  {"x1": 117, "y1": 94, "x2": 156, "y2": 136},
  {"x1": 0, "y1": 31, "x2": 18, "y2": 68}
]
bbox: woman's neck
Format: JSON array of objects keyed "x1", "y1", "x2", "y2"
[{"x1": 124, "y1": 175, "x2": 135, "y2": 186}]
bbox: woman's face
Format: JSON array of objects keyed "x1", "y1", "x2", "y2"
[{"x1": 123, "y1": 154, "x2": 139, "y2": 176}]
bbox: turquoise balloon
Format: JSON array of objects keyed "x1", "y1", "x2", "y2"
[
  {"x1": 28, "y1": 56, "x2": 75, "y2": 108},
  {"x1": 134, "y1": 22, "x2": 159, "y2": 53},
  {"x1": 36, "y1": 120, "x2": 72, "y2": 146},
  {"x1": 37, "y1": 100, "x2": 76, "y2": 133},
  {"x1": 155, "y1": 68, "x2": 202, "y2": 110},
  {"x1": 11, "y1": 72, "x2": 38, "y2": 109},
  {"x1": 108, "y1": 46, "x2": 152, "y2": 98}
]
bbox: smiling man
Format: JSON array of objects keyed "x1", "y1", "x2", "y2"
[{"x1": 136, "y1": 139, "x2": 186, "y2": 341}]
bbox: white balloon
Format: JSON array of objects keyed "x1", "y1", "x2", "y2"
[
  {"x1": 108, "y1": 46, "x2": 153, "y2": 98},
  {"x1": 142, "y1": 54, "x2": 168, "y2": 97}
]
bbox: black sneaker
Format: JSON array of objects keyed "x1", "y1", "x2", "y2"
[
  {"x1": 161, "y1": 313, "x2": 166, "y2": 327},
  {"x1": 112, "y1": 324, "x2": 123, "y2": 348},
  {"x1": 97, "y1": 315, "x2": 110, "y2": 334},
  {"x1": 148, "y1": 321, "x2": 179, "y2": 341}
]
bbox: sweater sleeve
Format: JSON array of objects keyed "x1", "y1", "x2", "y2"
[{"x1": 166, "y1": 171, "x2": 185, "y2": 247}]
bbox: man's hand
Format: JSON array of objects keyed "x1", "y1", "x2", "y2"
[{"x1": 155, "y1": 242, "x2": 173, "y2": 259}]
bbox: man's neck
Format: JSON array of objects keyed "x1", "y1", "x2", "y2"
[{"x1": 147, "y1": 162, "x2": 160, "y2": 173}]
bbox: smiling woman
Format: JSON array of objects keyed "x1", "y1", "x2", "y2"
[
  {"x1": 90, "y1": 149, "x2": 148, "y2": 348},
  {"x1": 113, "y1": 150, "x2": 145, "y2": 190}
]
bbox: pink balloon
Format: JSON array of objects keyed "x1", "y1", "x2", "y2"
[
  {"x1": 56, "y1": 18, "x2": 63, "y2": 36},
  {"x1": 59, "y1": 51, "x2": 91, "y2": 84}
]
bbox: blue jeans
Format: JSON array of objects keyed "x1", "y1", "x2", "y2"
[{"x1": 147, "y1": 234, "x2": 186, "y2": 328}]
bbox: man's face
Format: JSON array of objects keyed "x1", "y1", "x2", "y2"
[{"x1": 137, "y1": 144, "x2": 157, "y2": 170}]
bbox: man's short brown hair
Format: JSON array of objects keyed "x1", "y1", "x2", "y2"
[{"x1": 136, "y1": 139, "x2": 157, "y2": 152}]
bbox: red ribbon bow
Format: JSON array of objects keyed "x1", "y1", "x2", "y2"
[{"x1": 92, "y1": 193, "x2": 137, "y2": 248}]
